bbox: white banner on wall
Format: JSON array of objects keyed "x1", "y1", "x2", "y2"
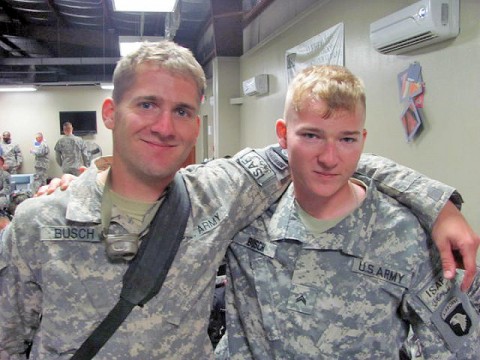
[{"x1": 285, "y1": 22, "x2": 344, "y2": 83}]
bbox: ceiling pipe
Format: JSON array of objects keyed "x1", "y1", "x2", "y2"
[{"x1": 0, "y1": 57, "x2": 120, "y2": 66}]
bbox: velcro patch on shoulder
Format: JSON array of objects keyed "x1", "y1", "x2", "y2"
[
  {"x1": 238, "y1": 150, "x2": 275, "y2": 186},
  {"x1": 265, "y1": 147, "x2": 288, "y2": 171}
]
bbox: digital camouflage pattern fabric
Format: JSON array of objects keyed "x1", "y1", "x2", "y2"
[
  {"x1": 221, "y1": 179, "x2": 479, "y2": 359},
  {"x1": 0, "y1": 147, "x2": 290, "y2": 359},
  {"x1": 0, "y1": 150, "x2": 463, "y2": 359}
]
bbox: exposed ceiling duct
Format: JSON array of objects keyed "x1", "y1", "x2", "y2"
[
  {"x1": 0, "y1": 0, "x2": 276, "y2": 86},
  {"x1": 0, "y1": 0, "x2": 213, "y2": 85}
]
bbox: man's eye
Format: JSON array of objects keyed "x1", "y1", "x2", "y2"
[
  {"x1": 140, "y1": 102, "x2": 153, "y2": 110},
  {"x1": 341, "y1": 137, "x2": 356, "y2": 143},
  {"x1": 302, "y1": 133, "x2": 317, "y2": 139},
  {"x1": 176, "y1": 108, "x2": 194, "y2": 118}
]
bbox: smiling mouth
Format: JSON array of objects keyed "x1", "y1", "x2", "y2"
[
  {"x1": 314, "y1": 171, "x2": 337, "y2": 178},
  {"x1": 143, "y1": 139, "x2": 177, "y2": 148}
]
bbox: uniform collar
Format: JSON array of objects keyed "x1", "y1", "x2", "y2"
[
  {"x1": 268, "y1": 179, "x2": 378, "y2": 258},
  {"x1": 65, "y1": 157, "x2": 112, "y2": 223}
]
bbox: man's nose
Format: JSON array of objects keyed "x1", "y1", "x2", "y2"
[
  {"x1": 317, "y1": 142, "x2": 338, "y2": 169},
  {"x1": 150, "y1": 111, "x2": 175, "y2": 135}
]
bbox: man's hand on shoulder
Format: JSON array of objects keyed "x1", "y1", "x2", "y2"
[
  {"x1": 34, "y1": 166, "x2": 86, "y2": 197},
  {"x1": 432, "y1": 201, "x2": 480, "y2": 291}
]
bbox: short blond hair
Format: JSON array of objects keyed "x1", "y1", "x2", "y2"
[
  {"x1": 285, "y1": 65, "x2": 366, "y2": 119},
  {"x1": 112, "y1": 40, "x2": 206, "y2": 104}
]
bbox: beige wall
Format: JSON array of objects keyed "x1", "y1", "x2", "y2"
[
  {"x1": 212, "y1": 57, "x2": 242, "y2": 158},
  {"x1": 0, "y1": 86, "x2": 113, "y2": 178},
  {"x1": 238, "y1": 0, "x2": 480, "y2": 234}
]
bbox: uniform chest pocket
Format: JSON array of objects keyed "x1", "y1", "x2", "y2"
[{"x1": 42, "y1": 259, "x2": 122, "y2": 354}]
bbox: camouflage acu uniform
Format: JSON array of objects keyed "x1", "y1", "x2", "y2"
[
  {"x1": 54, "y1": 134, "x2": 89, "y2": 175},
  {"x1": 0, "y1": 149, "x2": 466, "y2": 359},
  {"x1": 0, "y1": 143, "x2": 23, "y2": 174},
  {"x1": 0, "y1": 147, "x2": 290, "y2": 359},
  {"x1": 0, "y1": 169, "x2": 11, "y2": 209},
  {"x1": 221, "y1": 177, "x2": 479, "y2": 359},
  {"x1": 31, "y1": 141, "x2": 50, "y2": 192}
]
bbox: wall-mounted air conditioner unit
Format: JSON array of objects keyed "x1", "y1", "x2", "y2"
[
  {"x1": 370, "y1": 0, "x2": 459, "y2": 55},
  {"x1": 242, "y1": 74, "x2": 269, "y2": 96}
]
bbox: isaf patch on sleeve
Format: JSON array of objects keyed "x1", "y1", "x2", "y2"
[
  {"x1": 419, "y1": 273, "x2": 453, "y2": 312},
  {"x1": 238, "y1": 150, "x2": 275, "y2": 186}
]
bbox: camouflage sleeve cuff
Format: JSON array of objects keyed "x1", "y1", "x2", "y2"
[{"x1": 356, "y1": 153, "x2": 461, "y2": 233}]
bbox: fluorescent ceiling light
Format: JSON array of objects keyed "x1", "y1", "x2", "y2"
[
  {"x1": 0, "y1": 85, "x2": 37, "y2": 92},
  {"x1": 119, "y1": 36, "x2": 164, "y2": 56},
  {"x1": 100, "y1": 83, "x2": 114, "y2": 90},
  {"x1": 112, "y1": 0, "x2": 178, "y2": 12}
]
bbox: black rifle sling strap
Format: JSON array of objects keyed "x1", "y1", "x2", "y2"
[{"x1": 71, "y1": 173, "x2": 191, "y2": 360}]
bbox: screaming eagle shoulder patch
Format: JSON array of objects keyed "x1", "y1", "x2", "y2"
[{"x1": 422, "y1": 277, "x2": 479, "y2": 353}]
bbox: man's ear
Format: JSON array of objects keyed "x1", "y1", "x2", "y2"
[
  {"x1": 194, "y1": 115, "x2": 201, "y2": 138},
  {"x1": 276, "y1": 119, "x2": 288, "y2": 149},
  {"x1": 102, "y1": 98, "x2": 115, "y2": 130}
]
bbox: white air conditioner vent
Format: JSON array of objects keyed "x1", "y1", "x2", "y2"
[
  {"x1": 370, "y1": 0, "x2": 459, "y2": 55},
  {"x1": 378, "y1": 31, "x2": 439, "y2": 53}
]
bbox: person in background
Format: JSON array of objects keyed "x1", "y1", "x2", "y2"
[
  {"x1": 1, "y1": 41, "x2": 478, "y2": 360},
  {"x1": 85, "y1": 141, "x2": 103, "y2": 166},
  {"x1": 0, "y1": 156, "x2": 11, "y2": 211},
  {"x1": 1, "y1": 131, "x2": 23, "y2": 174},
  {"x1": 30, "y1": 132, "x2": 50, "y2": 193},
  {"x1": 54, "y1": 121, "x2": 89, "y2": 175},
  {"x1": 219, "y1": 65, "x2": 480, "y2": 359}
]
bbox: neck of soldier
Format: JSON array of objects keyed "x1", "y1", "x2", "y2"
[
  {"x1": 295, "y1": 179, "x2": 365, "y2": 220},
  {"x1": 107, "y1": 163, "x2": 172, "y2": 203}
]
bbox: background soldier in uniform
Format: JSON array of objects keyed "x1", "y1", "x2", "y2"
[
  {"x1": 54, "y1": 121, "x2": 89, "y2": 175},
  {"x1": 0, "y1": 156, "x2": 11, "y2": 211},
  {"x1": 219, "y1": 65, "x2": 480, "y2": 359},
  {"x1": 1, "y1": 42, "x2": 478, "y2": 360},
  {"x1": 1, "y1": 131, "x2": 23, "y2": 174},
  {"x1": 30, "y1": 132, "x2": 50, "y2": 193}
]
